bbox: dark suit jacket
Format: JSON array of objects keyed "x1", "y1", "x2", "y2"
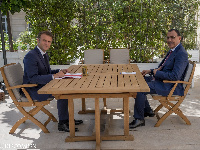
[
  {"x1": 23, "y1": 46, "x2": 59, "y2": 101},
  {"x1": 153, "y1": 43, "x2": 188, "y2": 96}
]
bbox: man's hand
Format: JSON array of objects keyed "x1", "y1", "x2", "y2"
[
  {"x1": 61, "y1": 69, "x2": 70, "y2": 74},
  {"x1": 153, "y1": 66, "x2": 162, "y2": 75},
  {"x1": 53, "y1": 71, "x2": 65, "y2": 78},
  {"x1": 141, "y1": 70, "x2": 151, "y2": 76}
]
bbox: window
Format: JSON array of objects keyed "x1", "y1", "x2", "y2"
[
  {"x1": 28, "y1": 23, "x2": 32, "y2": 31},
  {"x1": 2, "y1": 15, "x2": 8, "y2": 34}
]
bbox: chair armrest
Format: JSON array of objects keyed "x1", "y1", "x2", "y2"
[
  {"x1": 163, "y1": 80, "x2": 190, "y2": 100},
  {"x1": 7, "y1": 84, "x2": 38, "y2": 90},
  {"x1": 163, "y1": 80, "x2": 190, "y2": 85}
]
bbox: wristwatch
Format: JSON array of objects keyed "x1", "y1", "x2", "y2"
[{"x1": 150, "y1": 69, "x2": 154, "y2": 75}]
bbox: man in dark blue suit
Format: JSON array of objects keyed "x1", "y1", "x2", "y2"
[
  {"x1": 23, "y1": 31, "x2": 82, "y2": 132},
  {"x1": 129, "y1": 29, "x2": 189, "y2": 128}
]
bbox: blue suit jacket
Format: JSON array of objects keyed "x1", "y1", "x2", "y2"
[
  {"x1": 23, "y1": 46, "x2": 59, "y2": 101},
  {"x1": 153, "y1": 43, "x2": 188, "y2": 96}
]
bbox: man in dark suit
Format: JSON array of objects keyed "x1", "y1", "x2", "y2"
[
  {"x1": 129, "y1": 29, "x2": 189, "y2": 128},
  {"x1": 23, "y1": 31, "x2": 82, "y2": 132}
]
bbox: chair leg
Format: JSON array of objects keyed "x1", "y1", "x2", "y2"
[
  {"x1": 41, "y1": 107, "x2": 58, "y2": 122},
  {"x1": 9, "y1": 116, "x2": 28, "y2": 134},
  {"x1": 154, "y1": 101, "x2": 174, "y2": 127},
  {"x1": 154, "y1": 104, "x2": 164, "y2": 120},
  {"x1": 9, "y1": 106, "x2": 39, "y2": 133},
  {"x1": 41, "y1": 107, "x2": 58, "y2": 127},
  {"x1": 27, "y1": 105, "x2": 50, "y2": 133},
  {"x1": 154, "y1": 104, "x2": 163, "y2": 113},
  {"x1": 103, "y1": 98, "x2": 107, "y2": 108},
  {"x1": 78, "y1": 98, "x2": 87, "y2": 114},
  {"x1": 167, "y1": 101, "x2": 191, "y2": 125},
  {"x1": 10, "y1": 106, "x2": 50, "y2": 134},
  {"x1": 154, "y1": 100, "x2": 191, "y2": 127},
  {"x1": 28, "y1": 114, "x2": 50, "y2": 133}
]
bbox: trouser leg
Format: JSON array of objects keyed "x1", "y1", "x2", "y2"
[
  {"x1": 57, "y1": 99, "x2": 69, "y2": 121},
  {"x1": 144, "y1": 98, "x2": 152, "y2": 113},
  {"x1": 134, "y1": 92, "x2": 146, "y2": 120},
  {"x1": 133, "y1": 76, "x2": 157, "y2": 120}
]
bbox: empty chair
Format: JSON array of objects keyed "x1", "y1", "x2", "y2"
[
  {"x1": 80, "y1": 49, "x2": 105, "y2": 64},
  {"x1": 108, "y1": 48, "x2": 130, "y2": 64},
  {"x1": 0, "y1": 63, "x2": 57, "y2": 134}
]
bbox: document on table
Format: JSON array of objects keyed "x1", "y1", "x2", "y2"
[
  {"x1": 55, "y1": 73, "x2": 82, "y2": 79},
  {"x1": 120, "y1": 72, "x2": 136, "y2": 75}
]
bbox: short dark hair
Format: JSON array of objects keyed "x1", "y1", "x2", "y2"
[
  {"x1": 37, "y1": 31, "x2": 53, "y2": 39},
  {"x1": 168, "y1": 29, "x2": 181, "y2": 36}
]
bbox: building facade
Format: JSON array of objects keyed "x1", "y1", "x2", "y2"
[{"x1": 2, "y1": 11, "x2": 29, "y2": 41}]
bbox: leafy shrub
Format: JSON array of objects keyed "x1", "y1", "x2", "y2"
[{"x1": 16, "y1": 30, "x2": 37, "y2": 50}]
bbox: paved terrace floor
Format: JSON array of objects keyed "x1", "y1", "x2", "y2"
[{"x1": 0, "y1": 63, "x2": 200, "y2": 150}]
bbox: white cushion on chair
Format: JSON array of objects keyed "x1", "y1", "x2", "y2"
[
  {"x1": 183, "y1": 63, "x2": 193, "y2": 88},
  {"x1": 184, "y1": 63, "x2": 193, "y2": 82},
  {"x1": 4, "y1": 63, "x2": 24, "y2": 101},
  {"x1": 110, "y1": 49, "x2": 129, "y2": 64},
  {"x1": 84, "y1": 49, "x2": 104, "y2": 64}
]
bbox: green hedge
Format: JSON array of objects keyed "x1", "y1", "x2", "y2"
[{"x1": 22, "y1": 0, "x2": 200, "y2": 64}]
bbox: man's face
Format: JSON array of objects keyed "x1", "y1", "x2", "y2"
[
  {"x1": 167, "y1": 30, "x2": 181, "y2": 49},
  {"x1": 37, "y1": 34, "x2": 52, "y2": 52}
]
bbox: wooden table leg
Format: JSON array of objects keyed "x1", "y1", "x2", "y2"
[
  {"x1": 95, "y1": 97, "x2": 101, "y2": 150},
  {"x1": 123, "y1": 96, "x2": 129, "y2": 136},
  {"x1": 68, "y1": 98, "x2": 75, "y2": 137}
]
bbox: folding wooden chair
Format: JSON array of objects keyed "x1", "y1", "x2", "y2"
[
  {"x1": 0, "y1": 63, "x2": 57, "y2": 134},
  {"x1": 107, "y1": 48, "x2": 131, "y2": 64},
  {"x1": 152, "y1": 60, "x2": 196, "y2": 127}
]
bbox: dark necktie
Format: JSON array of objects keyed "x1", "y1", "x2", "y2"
[
  {"x1": 43, "y1": 54, "x2": 49, "y2": 73},
  {"x1": 161, "y1": 50, "x2": 173, "y2": 67}
]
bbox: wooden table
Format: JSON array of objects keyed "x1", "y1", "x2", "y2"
[{"x1": 38, "y1": 64, "x2": 149, "y2": 150}]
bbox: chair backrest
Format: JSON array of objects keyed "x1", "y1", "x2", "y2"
[
  {"x1": 183, "y1": 61, "x2": 196, "y2": 94},
  {"x1": 109, "y1": 48, "x2": 130, "y2": 64},
  {"x1": 1, "y1": 63, "x2": 24, "y2": 101},
  {"x1": 84, "y1": 49, "x2": 104, "y2": 64}
]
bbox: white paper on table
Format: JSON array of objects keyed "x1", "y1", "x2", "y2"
[
  {"x1": 64, "y1": 73, "x2": 82, "y2": 78},
  {"x1": 120, "y1": 72, "x2": 136, "y2": 75},
  {"x1": 55, "y1": 73, "x2": 82, "y2": 79}
]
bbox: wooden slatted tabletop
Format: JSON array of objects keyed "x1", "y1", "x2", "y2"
[
  {"x1": 38, "y1": 64, "x2": 149, "y2": 150},
  {"x1": 38, "y1": 64, "x2": 149, "y2": 95}
]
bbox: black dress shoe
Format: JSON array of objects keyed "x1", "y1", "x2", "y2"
[
  {"x1": 58, "y1": 123, "x2": 79, "y2": 132},
  {"x1": 129, "y1": 119, "x2": 145, "y2": 129},
  {"x1": 66, "y1": 119, "x2": 83, "y2": 125},
  {"x1": 144, "y1": 110, "x2": 155, "y2": 117},
  {"x1": 74, "y1": 119, "x2": 83, "y2": 125}
]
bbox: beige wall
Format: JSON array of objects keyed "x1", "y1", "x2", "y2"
[{"x1": 10, "y1": 11, "x2": 28, "y2": 41}]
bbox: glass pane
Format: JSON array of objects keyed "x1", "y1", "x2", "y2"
[
  {"x1": 2, "y1": 17, "x2": 5, "y2": 22},
  {"x1": 2, "y1": 23, "x2": 5, "y2": 31}
]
